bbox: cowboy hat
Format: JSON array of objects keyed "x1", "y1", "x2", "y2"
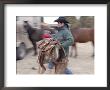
[
  {"x1": 54, "y1": 17, "x2": 69, "y2": 23},
  {"x1": 23, "y1": 20, "x2": 28, "y2": 23}
]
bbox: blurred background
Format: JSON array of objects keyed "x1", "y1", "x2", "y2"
[{"x1": 16, "y1": 16, "x2": 94, "y2": 30}]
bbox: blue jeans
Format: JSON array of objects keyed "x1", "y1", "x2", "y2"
[
  {"x1": 48, "y1": 61, "x2": 54, "y2": 69},
  {"x1": 48, "y1": 61, "x2": 73, "y2": 74}
]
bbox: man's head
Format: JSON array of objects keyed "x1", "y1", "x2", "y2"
[{"x1": 54, "y1": 17, "x2": 69, "y2": 28}]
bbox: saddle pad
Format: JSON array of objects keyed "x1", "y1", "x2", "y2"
[
  {"x1": 42, "y1": 44, "x2": 55, "y2": 52},
  {"x1": 37, "y1": 38, "x2": 53, "y2": 49}
]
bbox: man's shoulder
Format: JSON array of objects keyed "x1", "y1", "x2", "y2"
[{"x1": 63, "y1": 29, "x2": 70, "y2": 33}]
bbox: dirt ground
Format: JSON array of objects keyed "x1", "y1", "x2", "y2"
[{"x1": 16, "y1": 42, "x2": 94, "y2": 74}]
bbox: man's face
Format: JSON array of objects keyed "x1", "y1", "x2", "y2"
[{"x1": 57, "y1": 22, "x2": 64, "y2": 27}]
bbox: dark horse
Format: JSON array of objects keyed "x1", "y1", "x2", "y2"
[
  {"x1": 23, "y1": 21, "x2": 56, "y2": 55},
  {"x1": 23, "y1": 21, "x2": 44, "y2": 55},
  {"x1": 70, "y1": 28, "x2": 94, "y2": 57}
]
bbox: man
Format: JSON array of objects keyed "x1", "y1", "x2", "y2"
[{"x1": 48, "y1": 16, "x2": 74, "y2": 74}]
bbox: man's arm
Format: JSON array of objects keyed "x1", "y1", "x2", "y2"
[{"x1": 61, "y1": 30, "x2": 74, "y2": 48}]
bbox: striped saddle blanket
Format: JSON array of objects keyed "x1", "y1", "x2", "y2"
[{"x1": 37, "y1": 38, "x2": 58, "y2": 52}]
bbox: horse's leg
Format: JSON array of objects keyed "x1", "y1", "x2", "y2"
[
  {"x1": 29, "y1": 37, "x2": 37, "y2": 56},
  {"x1": 70, "y1": 45, "x2": 74, "y2": 57},
  {"x1": 92, "y1": 41, "x2": 94, "y2": 57},
  {"x1": 31, "y1": 41, "x2": 37, "y2": 56},
  {"x1": 38, "y1": 64, "x2": 41, "y2": 74},
  {"x1": 40, "y1": 53, "x2": 46, "y2": 74},
  {"x1": 74, "y1": 43, "x2": 77, "y2": 58},
  {"x1": 37, "y1": 53, "x2": 41, "y2": 74},
  {"x1": 34, "y1": 41, "x2": 37, "y2": 55},
  {"x1": 38, "y1": 65, "x2": 46, "y2": 74}
]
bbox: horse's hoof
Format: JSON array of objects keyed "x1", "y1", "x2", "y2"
[{"x1": 41, "y1": 69, "x2": 45, "y2": 74}]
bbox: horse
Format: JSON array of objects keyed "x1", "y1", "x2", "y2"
[
  {"x1": 37, "y1": 38, "x2": 68, "y2": 74},
  {"x1": 70, "y1": 28, "x2": 94, "y2": 57},
  {"x1": 23, "y1": 21, "x2": 54, "y2": 55},
  {"x1": 23, "y1": 22, "x2": 42, "y2": 55}
]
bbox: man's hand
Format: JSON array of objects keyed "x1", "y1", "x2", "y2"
[{"x1": 51, "y1": 40, "x2": 58, "y2": 45}]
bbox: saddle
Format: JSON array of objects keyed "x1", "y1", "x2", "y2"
[
  {"x1": 37, "y1": 38, "x2": 58, "y2": 64},
  {"x1": 37, "y1": 38, "x2": 68, "y2": 74}
]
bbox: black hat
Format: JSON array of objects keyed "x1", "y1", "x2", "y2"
[
  {"x1": 54, "y1": 17, "x2": 69, "y2": 23},
  {"x1": 23, "y1": 20, "x2": 28, "y2": 23}
]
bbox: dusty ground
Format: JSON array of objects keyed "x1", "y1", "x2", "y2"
[{"x1": 16, "y1": 42, "x2": 94, "y2": 74}]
